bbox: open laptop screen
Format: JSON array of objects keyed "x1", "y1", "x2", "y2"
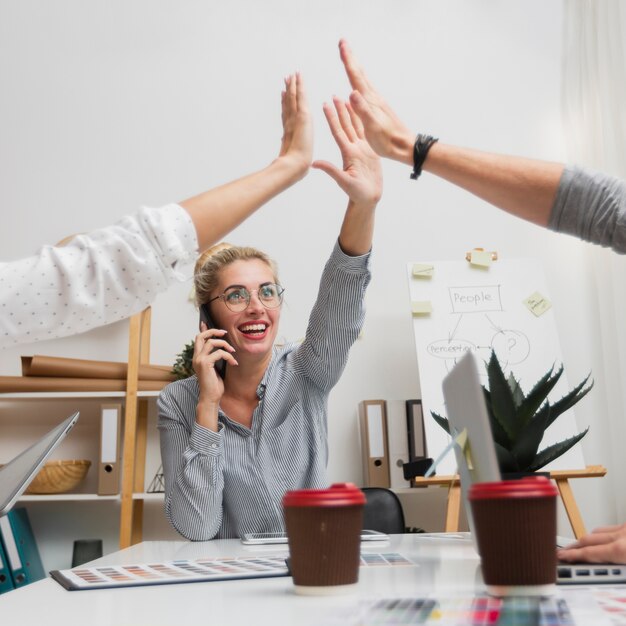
[{"x1": 0, "y1": 412, "x2": 80, "y2": 516}]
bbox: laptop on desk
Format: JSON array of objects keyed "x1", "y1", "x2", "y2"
[
  {"x1": 441, "y1": 352, "x2": 626, "y2": 585},
  {"x1": 0, "y1": 412, "x2": 80, "y2": 517}
]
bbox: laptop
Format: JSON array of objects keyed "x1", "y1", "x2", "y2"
[
  {"x1": 441, "y1": 350, "x2": 500, "y2": 539},
  {"x1": 441, "y1": 352, "x2": 626, "y2": 585},
  {"x1": 0, "y1": 412, "x2": 80, "y2": 516}
]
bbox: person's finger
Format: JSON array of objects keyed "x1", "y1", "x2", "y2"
[
  {"x1": 590, "y1": 524, "x2": 626, "y2": 535},
  {"x1": 286, "y1": 73, "x2": 297, "y2": 116},
  {"x1": 558, "y1": 542, "x2": 625, "y2": 564},
  {"x1": 321, "y1": 102, "x2": 349, "y2": 151},
  {"x1": 199, "y1": 348, "x2": 238, "y2": 369},
  {"x1": 295, "y1": 72, "x2": 309, "y2": 115},
  {"x1": 281, "y1": 88, "x2": 288, "y2": 128},
  {"x1": 561, "y1": 532, "x2": 619, "y2": 552},
  {"x1": 348, "y1": 90, "x2": 377, "y2": 129},
  {"x1": 339, "y1": 39, "x2": 370, "y2": 92},
  {"x1": 311, "y1": 160, "x2": 347, "y2": 188},
  {"x1": 346, "y1": 101, "x2": 365, "y2": 139},
  {"x1": 333, "y1": 97, "x2": 358, "y2": 143}
]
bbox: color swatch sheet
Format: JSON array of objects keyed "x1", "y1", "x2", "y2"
[
  {"x1": 50, "y1": 552, "x2": 414, "y2": 591},
  {"x1": 330, "y1": 594, "x2": 613, "y2": 626}
]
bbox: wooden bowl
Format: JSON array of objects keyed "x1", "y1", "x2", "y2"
[{"x1": 25, "y1": 459, "x2": 91, "y2": 494}]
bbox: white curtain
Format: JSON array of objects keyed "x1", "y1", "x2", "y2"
[{"x1": 562, "y1": 0, "x2": 626, "y2": 521}]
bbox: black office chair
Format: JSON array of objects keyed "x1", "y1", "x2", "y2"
[{"x1": 361, "y1": 487, "x2": 406, "y2": 534}]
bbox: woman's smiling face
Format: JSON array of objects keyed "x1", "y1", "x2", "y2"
[{"x1": 208, "y1": 259, "x2": 282, "y2": 360}]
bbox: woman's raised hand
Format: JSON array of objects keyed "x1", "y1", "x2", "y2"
[{"x1": 312, "y1": 96, "x2": 382, "y2": 209}]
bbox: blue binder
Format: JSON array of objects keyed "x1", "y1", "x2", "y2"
[
  {"x1": 0, "y1": 539, "x2": 15, "y2": 594},
  {"x1": 0, "y1": 507, "x2": 45, "y2": 588}
]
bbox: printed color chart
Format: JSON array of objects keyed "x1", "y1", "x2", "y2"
[{"x1": 50, "y1": 552, "x2": 414, "y2": 591}]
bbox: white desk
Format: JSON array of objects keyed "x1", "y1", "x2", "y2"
[{"x1": 0, "y1": 533, "x2": 616, "y2": 625}]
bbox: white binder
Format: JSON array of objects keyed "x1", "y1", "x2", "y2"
[
  {"x1": 358, "y1": 400, "x2": 391, "y2": 488},
  {"x1": 98, "y1": 404, "x2": 122, "y2": 495}
]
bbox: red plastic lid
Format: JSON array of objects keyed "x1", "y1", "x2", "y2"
[
  {"x1": 282, "y1": 483, "x2": 366, "y2": 508},
  {"x1": 468, "y1": 476, "x2": 558, "y2": 501}
]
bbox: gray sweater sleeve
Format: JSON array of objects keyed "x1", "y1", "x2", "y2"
[{"x1": 549, "y1": 165, "x2": 626, "y2": 253}]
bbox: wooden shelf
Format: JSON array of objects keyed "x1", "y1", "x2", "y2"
[
  {"x1": 18, "y1": 494, "x2": 120, "y2": 502},
  {"x1": 132, "y1": 493, "x2": 164, "y2": 502},
  {"x1": 1, "y1": 307, "x2": 160, "y2": 550},
  {"x1": 0, "y1": 390, "x2": 161, "y2": 400}
]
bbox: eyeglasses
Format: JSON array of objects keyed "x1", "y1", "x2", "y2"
[{"x1": 207, "y1": 282, "x2": 285, "y2": 312}]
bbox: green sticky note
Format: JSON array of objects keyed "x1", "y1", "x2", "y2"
[
  {"x1": 524, "y1": 291, "x2": 551, "y2": 317},
  {"x1": 412, "y1": 263, "x2": 434, "y2": 279}
]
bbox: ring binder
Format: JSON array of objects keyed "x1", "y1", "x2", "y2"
[
  {"x1": 98, "y1": 403, "x2": 122, "y2": 495},
  {"x1": 358, "y1": 400, "x2": 391, "y2": 488}
]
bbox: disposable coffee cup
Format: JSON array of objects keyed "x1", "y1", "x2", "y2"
[
  {"x1": 469, "y1": 476, "x2": 558, "y2": 597},
  {"x1": 282, "y1": 482, "x2": 365, "y2": 596}
]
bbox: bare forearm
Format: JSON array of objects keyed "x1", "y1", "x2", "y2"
[
  {"x1": 180, "y1": 156, "x2": 308, "y2": 251},
  {"x1": 338, "y1": 200, "x2": 377, "y2": 257},
  {"x1": 391, "y1": 136, "x2": 563, "y2": 227}
]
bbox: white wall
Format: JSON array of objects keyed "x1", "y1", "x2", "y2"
[{"x1": 1, "y1": 0, "x2": 613, "y2": 568}]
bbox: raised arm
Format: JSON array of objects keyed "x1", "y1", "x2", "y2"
[
  {"x1": 338, "y1": 39, "x2": 563, "y2": 228},
  {"x1": 181, "y1": 72, "x2": 313, "y2": 249}
]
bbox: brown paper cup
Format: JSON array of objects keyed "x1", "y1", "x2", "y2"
[
  {"x1": 282, "y1": 483, "x2": 365, "y2": 595},
  {"x1": 469, "y1": 476, "x2": 558, "y2": 597}
]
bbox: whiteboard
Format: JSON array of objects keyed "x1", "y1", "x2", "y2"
[{"x1": 406, "y1": 257, "x2": 586, "y2": 475}]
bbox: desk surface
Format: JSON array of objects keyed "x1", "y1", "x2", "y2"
[{"x1": 0, "y1": 533, "x2": 617, "y2": 625}]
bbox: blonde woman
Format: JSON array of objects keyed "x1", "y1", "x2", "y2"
[{"x1": 158, "y1": 93, "x2": 382, "y2": 540}]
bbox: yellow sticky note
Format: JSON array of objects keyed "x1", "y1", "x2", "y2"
[
  {"x1": 469, "y1": 249, "x2": 493, "y2": 268},
  {"x1": 411, "y1": 301, "x2": 433, "y2": 315},
  {"x1": 454, "y1": 429, "x2": 474, "y2": 470},
  {"x1": 524, "y1": 291, "x2": 552, "y2": 317},
  {"x1": 412, "y1": 263, "x2": 434, "y2": 279}
]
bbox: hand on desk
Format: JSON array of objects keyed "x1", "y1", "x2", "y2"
[{"x1": 558, "y1": 523, "x2": 626, "y2": 564}]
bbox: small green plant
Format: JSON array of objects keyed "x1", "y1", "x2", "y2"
[
  {"x1": 432, "y1": 350, "x2": 593, "y2": 474},
  {"x1": 172, "y1": 340, "x2": 195, "y2": 380}
]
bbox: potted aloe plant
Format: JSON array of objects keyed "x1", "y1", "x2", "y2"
[{"x1": 432, "y1": 350, "x2": 593, "y2": 474}]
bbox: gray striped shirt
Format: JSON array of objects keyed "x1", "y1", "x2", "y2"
[{"x1": 157, "y1": 241, "x2": 371, "y2": 540}]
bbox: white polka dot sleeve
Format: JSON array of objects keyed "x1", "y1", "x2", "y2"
[{"x1": 0, "y1": 204, "x2": 198, "y2": 349}]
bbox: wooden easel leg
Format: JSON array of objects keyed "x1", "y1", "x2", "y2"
[
  {"x1": 555, "y1": 478, "x2": 587, "y2": 539},
  {"x1": 445, "y1": 483, "x2": 461, "y2": 532}
]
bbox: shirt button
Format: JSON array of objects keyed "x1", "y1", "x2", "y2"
[{"x1": 211, "y1": 444, "x2": 218, "y2": 449}]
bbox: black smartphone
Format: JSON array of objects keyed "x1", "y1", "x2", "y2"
[{"x1": 199, "y1": 304, "x2": 226, "y2": 378}]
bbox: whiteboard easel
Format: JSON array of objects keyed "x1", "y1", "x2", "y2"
[{"x1": 406, "y1": 255, "x2": 586, "y2": 476}]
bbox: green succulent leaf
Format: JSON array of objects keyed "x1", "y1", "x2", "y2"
[
  {"x1": 482, "y1": 387, "x2": 511, "y2": 448},
  {"x1": 514, "y1": 364, "x2": 562, "y2": 430},
  {"x1": 507, "y1": 373, "x2": 524, "y2": 408},
  {"x1": 527, "y1": 427, "x2": 590, "y2": 472},
  {"x1": 511, "y1": 402, "x2": 551, "y2": 471},
  {"x1": 494, "y1": 441, "x2": 519, "y2": 473},
  {"x1": 546, "y1": 374, "x2": 594, "y2": 428},
  {"x1": 486, "y1": 351, "x2": 519, "y2": 440},
  {"x1": 431, "y1": 411, "x2": 450, "y2": 435}
]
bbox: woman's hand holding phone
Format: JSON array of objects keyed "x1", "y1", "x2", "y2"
[{"x1": 193, "y1": 323, "x2": 238, "y2": 431}]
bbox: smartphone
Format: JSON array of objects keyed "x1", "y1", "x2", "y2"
[
  {"x1": 240, "y1": 530, "x2": 389, "y2": 545},
  {"x1": 199, "y1": 304, "x2": 226, "y2": 377},
  {"x1": 557, "y1": 563, "x2": 626, "y2": 585}
]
